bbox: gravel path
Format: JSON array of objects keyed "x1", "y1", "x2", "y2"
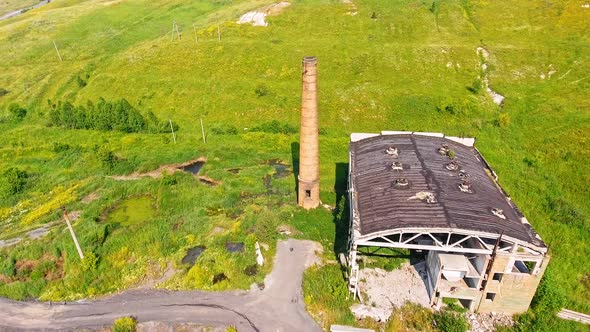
[{"x1": 0, "y1": 239, "x2": 323, "y2": 331}]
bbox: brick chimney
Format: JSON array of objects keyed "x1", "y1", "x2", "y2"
[{"x1": 298, "y1": 56, "x2": 320, "y2": 209}]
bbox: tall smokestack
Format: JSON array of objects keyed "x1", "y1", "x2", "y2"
[{"x1": 298, "y1": 56, "x2": 320, "y2": 210}]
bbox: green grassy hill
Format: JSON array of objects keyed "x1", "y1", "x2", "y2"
[{"x1": 0, "y1": 0, "x2": 589, "y2": 330}]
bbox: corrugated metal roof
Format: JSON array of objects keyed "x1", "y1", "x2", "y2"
[{"x1": 350, "y1": 133, "x2": 545, "y2": 247}]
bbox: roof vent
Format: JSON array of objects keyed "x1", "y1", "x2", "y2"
[
  {"x1": 492, "y1": 208, "x2": 506, "y2": 219},
  {"x1": 408, "y1": 191, "x2": 437, "y2": 204},
  {"x1": 458, "y1": 170, "x2": 468, "y2": 178},
  {"x1": 393, "y1": 178, "x2": 410, "y2": 189},
  {"x1": 391, "y1": 161, "x2": 403, "y2": 171},
  {"x1": 438, "y1": 144, "x2": 450, "y2": 156},
  {"x1": 385, "y1": 146, "x2": 399, "y2": 157},
  {"x1": 458, "y1": 180, "x2": 473, "y2": 193},
  {"x1": 446, "y1": 161, "x2": 459, "y2": 171}
]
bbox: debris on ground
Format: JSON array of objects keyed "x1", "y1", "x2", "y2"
[
  {"x1": 237, "y1": 2, "x2": 290, "y2": 27},
  {"x1": 477, "y1": 47, "x2": 505, "y2": 106},
  {"x1": 353, "y1": 262, "x2": 431, "y2": 321},
  {"x1": 467, "y1": 311, "x2": 514, "y2": 332},
  {"x1": 256, "y1": 241, "x2": 264, "y2": 266}
]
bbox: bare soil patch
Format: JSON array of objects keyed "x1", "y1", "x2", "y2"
[{"x1": 111, "y1": 157, "x2": 207, "y2": 181}]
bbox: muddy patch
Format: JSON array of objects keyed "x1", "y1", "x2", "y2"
[
  {"x1": 111, "y1": 157, "x2": 207, "y2": 180},
  {"x1": 198, "y1": 176, "x2": 219, "y2": 186},
  {"x1": 268, "y1": 159, "x2": 292, "y2": 179},
  {"x1": 82, "y1": 191, "x2": 101, "y2": 204},
  {"x1": 181, "y1": 246, "x2": 206, "y2": 265},
  {"x1": 237, "y1": 2, "x2": 291, "y2": 27},
  {"x1": 227, "y1": 168, "x2": 242, "y2": 174},
  {"x1": 225, "y1": 242, "x2": 245, "y2": 253}
]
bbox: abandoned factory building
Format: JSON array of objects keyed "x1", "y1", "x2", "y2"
[{"x1": 347, "y1": 131, "x2": 549, "y2": 314}]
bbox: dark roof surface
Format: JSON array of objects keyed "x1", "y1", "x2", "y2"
[{"x1": 350, "y1": 134, "x2": 545, "y2": 247}]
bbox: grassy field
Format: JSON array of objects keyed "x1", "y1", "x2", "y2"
[{"x1": 0, "y1": 0, "x2": 589, "y2": 330}]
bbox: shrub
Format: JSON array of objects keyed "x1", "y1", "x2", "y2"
[
  {"x1": 467, "y1": 78, "x2": 482, "y2": 94},
  {"x1": 81, "y1": 252, "x2": 98, "y2": 272},
  {"x1": 9, "y1": 103, "x2": 27, "y2": 120},
  {"x1": 211, "y1": 124, "x2": 238, "y2": 135},
  {"x1": 52, "y1": 142, "x2": 71, "y2": 152},
  {"x1": 97, "y1": 147, "x2": 117, "y2": 170},
  {"x1": 46, "y1": 98, "x2": 166, "y2": 133},
  {"x1": 433, "y1": 310, "x2": 469, "y2": 332},
  {"x1": 76, "y1": 76, "x2": 87, "y2": 88},
  {"x1": 113, "y1": 316, "x2": 137, "y2": 332},
  {"x1": 251, "y1": 120, "x2": 298, "y2": 134},
  {"x1": 254, "y1": 84, "x2": 269, "y2": 97},
  {"x1": 0, "y1": 256, "x2": 16, "y2": 277},
  {"x1": 0, "y1": 168, "x2": 29, "y2": 198},
  {"x1": 0, "y1": 88, "x2": 9, "y2": 97}
]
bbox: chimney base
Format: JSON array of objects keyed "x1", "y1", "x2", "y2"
[{"x1": 298, "y1": 177, "x2": 320, "y2": 210}]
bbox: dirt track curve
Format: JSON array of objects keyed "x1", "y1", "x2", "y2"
[{"x1": 0, "y1": 239, "x2": 322, "y2": 331}]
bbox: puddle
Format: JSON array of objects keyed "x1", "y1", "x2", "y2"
[
  {"x1": 267, "y1": 159, "x2": 292, "y2": 179},
  {"x1": 179, "y1": 161, "x2": 205, "y2": 175},
  {"x1": 244, "y1": 264, "x2": 258, "y2": 276},
  {"x1": 225, "y1": 242, "x2": 245, "y2": 253},
  {"x1": 105, "y1": 196, "x2": 156, "y2": 226},
  {"x1": 181, "y1": 246, "x2": 206, "y2": 265},
  {"x1": 213, "y1": 273, "x2": 228, "y2": 284}
]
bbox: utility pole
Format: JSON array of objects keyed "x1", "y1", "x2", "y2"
[
  {"x1": 193, "y1": 23, "x2": 198, "y2": 43},
  {"x1": 170, "y1": 21, "x2": 175, "y2": 41},
  {"x1": 200, "y1": 118, "x2": 206, "y2": 143},
  {"x1": 169, "y1": 119, "x2": 177, "y2": 143},
  {"x1": 62, "y1": 208, "x2": 84, "y2": 260},
  {"x1": 217, "y1": 23, "x2": 221, "y2": 42},
  {"x1": 52, "y1": 41, "x2": 62, "y2": 62},
  {"x1": 175, "y1": 21, "x2": 181, "y2": 40}
]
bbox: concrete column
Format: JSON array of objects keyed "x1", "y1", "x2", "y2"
[{"x1": 298, "y1": 56, "x2": 320, "y2": 209}]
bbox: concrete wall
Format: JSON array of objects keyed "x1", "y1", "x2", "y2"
[{"x1": 478, "y1": 253, "x2": 550, "y2": 314}]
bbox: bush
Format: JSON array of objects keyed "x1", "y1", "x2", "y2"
[
  {"x1": 81, "y1": 252, "x2": 98, "y2": 272},
  {"x1": 9, "y1": 103, "x2": 27, "y2": 120},
  {"x1": 254, "y1": 84, "x2": 269, "y2": 97},
  {"x1": 433, "y1": 310, "x2": 469, "y2": 332},
  {"x1": 113, "y1": 316, "x2": 137, "y2": 332},
  {"x1": 47, "y1": 98, "x2": 171, "y2": 134},
  {"x1": 0, "y1": 88, "x2": 9, "y2": 97},
  {"x1": 211, "y1": 124, "x2": 238, "y2": 135},
  {"x1": 97, "y1": 147, "x2": 117, "y2": 170},
  {"x1": 52, "y1": 142, "x2": 71, "y2": 152},
  {"x1": 251, "y1": 120, "x2": 298, "y2": 134},
  {"x1": 0, "y1": 168, "x2": 29, "y2": 198},
  {"x1": 76, "y1": 76, "x2": 87, "y2": 88},
  {"x1": 0, "y1": 256, "x2": 16, "y2": 277}
]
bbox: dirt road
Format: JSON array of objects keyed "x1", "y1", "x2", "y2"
[{"x1": 0, "y1": 239, "x2": 322, "y2": 331}]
